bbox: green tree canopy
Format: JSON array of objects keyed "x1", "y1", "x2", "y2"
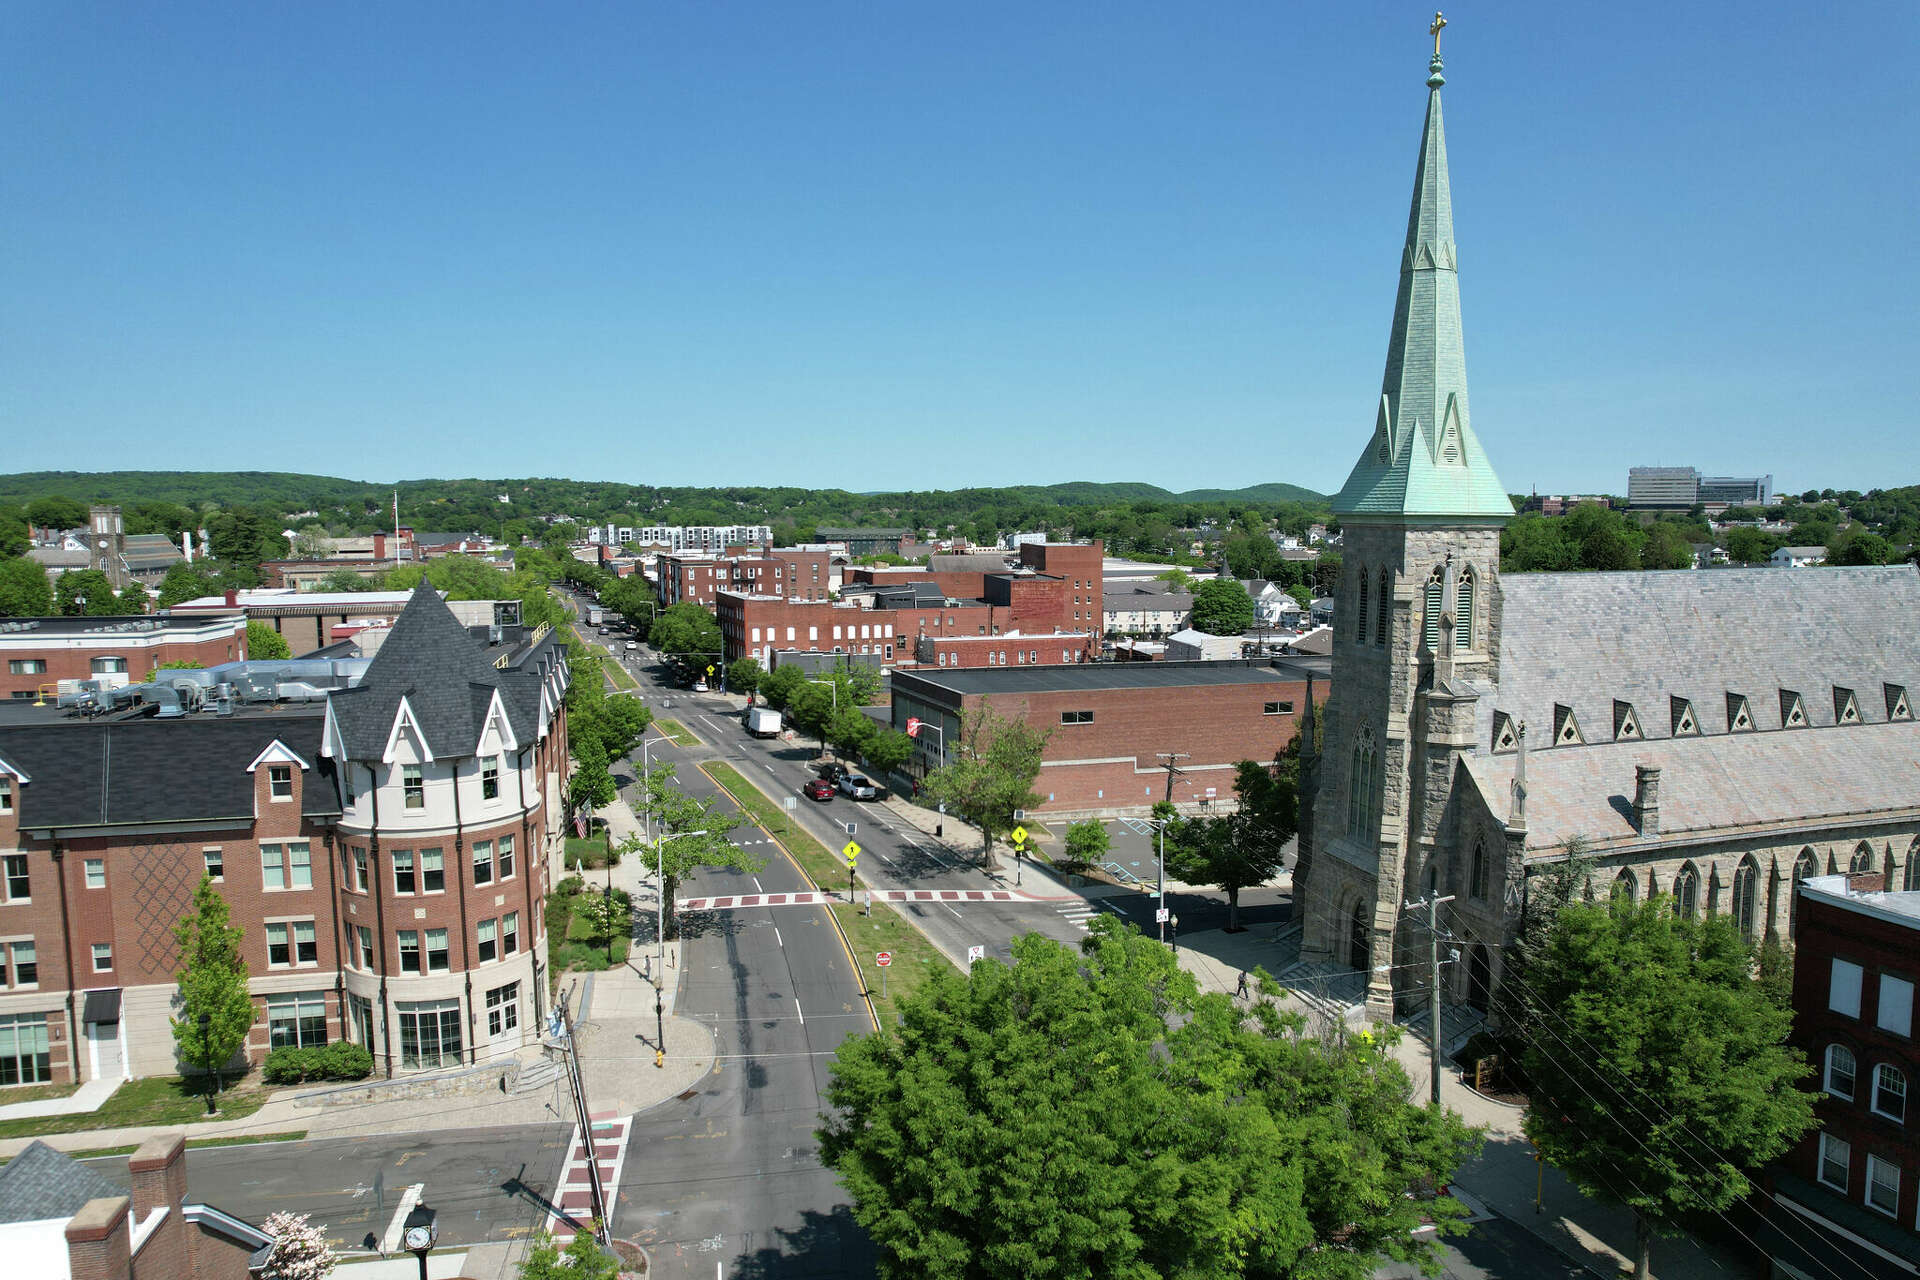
[
  {"x1": 727, "y1": 656, "x2": 763, "y2": 697},
  {"x1": 1163, "y1": 757, "x2": 1296, "y2": 931},
  {"x1": 0, "y1": 557, "x2": 53, "y2": 617},
  {"x1": 920, "y1": 700, "x2": 1049, "y2": 863},
  {"x1": 820, "y1": 918, "x2": 1479, "y2": 1280},
  {"x1": 757, "y1": 663, "x2": 806, "y2": 711},
  {"x1": 246, "y1": 620, "x2": 293, "y2": 660},
  {"x1": 55, "y1": 568, "x2": 143, "y2": 615},
  {"x1": 627, "y1": 764, "x2": 755, "y2": 937},
  {"x1": 172, "y1": 877, "x2": 257, "y2": 1097},
  {"x1": 1062, "y1": 817, "x2": 1111, "y2": 869},
  {"x1": 862, "y1": 727, "x2": 913, "y2": 778},
  {"x1": 157, "y1": 561, "x2": 220, "y2": 607},
  {"x1": 26, "y1": 495, "x2": 89, "y2": 530},
  {"x1": 1191, "y1": 577, "x2": 1256, "y2": 635},
  {"x1": 648, "y1": 602, "x2": 723, "y2": 669},
  {"x1": 1517, "y1": 898, "x2": 1817, "y2": 1279},
  {"x1": 566, "y1": 737, "x2": 618, "y2": 814}
]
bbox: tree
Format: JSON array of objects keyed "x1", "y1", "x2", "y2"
[
  {"x1": 1061, "y1": 818, "x2": 1110, "y2": 870},
  {"x1": 172, "y1": 877, "x2": 256, "y2": 1103},
  {"x1": 1639, "y1": 522, "x2": 1695, "y2": 571},
  {"x1": 247, "y1": 621, "x2": 293, "y2": 660},
  {"x1": 1190, "y1": 577, "x2": 1255, "y2": 635},
  {"x1": 157, "y1": 561, "x2": 219, "y2": 607},
  {"x1": 648, "y1": 602, "x2": 723, "y2": 671},
  {"x1": 1831, "y1": 530, "x2": 1890, "y2": 565},
  {"x1": 26, "y1": 495, "x2": 89, "y2": 531},
  {"x1": 0, "y1": 557, "x2": 52, "y2": 617},
  {"x1": 862, "y1": 727, "x2": 913, "y2": 778},
  {"x1": 516, "y1": 1228, "x2": 621, "y2": 1280},
  {"x1": 0, "y1": 506, "x2": 29, "y2": 560},
  {"x1": 819, "y1": 918, "x2": 1479, "y2": 1280},
  {"x1": 628, "y1": 765, "x2": 754, "y2": 937},
  {"x1": 828, "y1": 705, "x2": 876, "y2": 760},
  {"x1": 728, "y1": 656, "x2": 764, "y2": 699},
  {"x1": 56, "y1": 569, "x2": 139, "y2": 616},
  {"x1": 1517, "y1": 899, "x2": 1817, "y2": 1280},
  {"x1": 757, "y1": 664, "x2": 806, "y2": 711},
  {"x1": 314, "y1": 566, "x2": 374, "y2": 593},
  {"x1": 288, "y1": 525, "x2": 332, "y2": 558},
  {"x1": 1164, "y1": 758, "x2": 1296, "y2": 931},
  {"x1": 919, "y1": 700, "x2": 1049, "y2": 864},
  {"x1": 1155, "y1": 566, "x2": 1197, "y2": 592},
  {"x1": 1724, "y1": 526, "x2": 1776, "y2": 565},
  {"x1": 567, "y1": 738, "x2": 618, "y2": 814},
  {"x1": 258, "y1": 1210, "x2": 338, "y2": 1279}
]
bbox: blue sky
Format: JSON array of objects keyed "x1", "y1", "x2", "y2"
[{"x1": 4, "y1": 3, "x2": 1914, "y2": 498}]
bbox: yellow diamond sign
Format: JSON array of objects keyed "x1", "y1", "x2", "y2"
[
  {"x1": 1011, "y1": 826, "x2": 1028, "y2": 845},
  {"x1": 843, "y1": 840, "x2": 861, "y2": 864}
]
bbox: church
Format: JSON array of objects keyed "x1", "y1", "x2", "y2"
[{"x1": 1291, "y1": 27, "x2": 1920, "y2": 1020}]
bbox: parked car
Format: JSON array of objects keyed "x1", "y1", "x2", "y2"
[
  {"x1": 598, "y1": 626, "x2": 610, "y2": 635},
  {"x1": 816, "y1": 762, "x2": 849, "y2": 785},
  {"x1": 692, "y1": 680, "x2": 709, "y2": 693},
  {"x1": 624, "y1": 641, "x2": 639, "y2": 651},
  {"x1": 838, "y1": 774, "x2": 878, "y2": 800},
  {"x1": 804, "y1": 778, "x2": 836, "y2": 802}
]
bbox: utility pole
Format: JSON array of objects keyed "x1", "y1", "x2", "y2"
[
  {"x1": 1403, "y1": 893, "x2": 1456, "y2": 1110},
  {"x1": 553, "y1": 989, "x2": 611, "y2": 1245},
  {"x1": 1156, "y1": 751, "x2": 1189, "y2": 805}
]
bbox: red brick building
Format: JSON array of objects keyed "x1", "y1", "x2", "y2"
[
  {"x1": 889, "y1": 658, "x2": 1325, "y2": 814},
  {"x1": 1762, "y1": 872, "x2": 1919, "y2": 1278},
  {"x1": 1019, "y1": 541, "x2": 1105, "y2": 633},
  {"x1": 657, "y1": 548, "x2": 832, "y2": 608},
  {"x1": 0, "y1": 616, "x2": 248, "y2": 701},
  {"x1": 914, "y1": 632, "x2": 1097, "y2": 669}
]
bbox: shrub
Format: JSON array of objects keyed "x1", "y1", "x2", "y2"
[
  {"x1": 262, "y1": 1046, "x2": 318, "y2": 1084},
  {"x1": 321, "y1": 1041, "x2": 373, "y2": 1080},
  {"x1": 264, "y1": 1041, "x2": 375, "y2": 1084}
]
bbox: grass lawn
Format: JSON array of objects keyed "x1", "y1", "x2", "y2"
[
  {"x1": 0, "y1": 1075, "x2": 271, "y2": 1141},
  {"x1": 563, "y1": 832, "x2": 617, "y2": 869},
  {"x1": 653, "y1": 718, "x2": 699, "y2": 747},
  {"x1": 704, "y1": 762, "x2": 956, "y2": 1026},
  {"x1": 54, "y1": 1131, "x2": 312, "y2": 1162},
  {"x1": 0, "y1": 1079, "x2": 82, "y2": 1105}
]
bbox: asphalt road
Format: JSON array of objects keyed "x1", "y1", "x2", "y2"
[
  {"x1": 1377, "y1": 1213, "x2": 1609, "y2": 1279},
  {"x1": 87, "y1": 1124, "x2": 571, "y2": 1251}
]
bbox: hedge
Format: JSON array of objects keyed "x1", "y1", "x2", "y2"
[{"x1": 262, "y1": 1042, "x2": 374, "y2": 1085}]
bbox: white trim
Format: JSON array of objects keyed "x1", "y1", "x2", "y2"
[
  {"x1": 181, "y1": 1203, "x2": 274, "y2": 1250},
  {"x1": 383, "y1": 695, "x2": 434, "y2": 764},
  {"x1": 0, "y1": 753, "x2": 31, "y2": 784},
  {"x1": 129, "y1": 1205, "x2": 168, "y2": 1255},
  {"x1": 246, "y1": 739, "x2": 312, "y2": 774},
  {"x1": 480, "y1": 688, "x2": 520, "y2": 754}
]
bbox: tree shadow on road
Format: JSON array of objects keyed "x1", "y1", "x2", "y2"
[{"x1": 723, "y1": 1204, "x2": 875, "y2": 1279}]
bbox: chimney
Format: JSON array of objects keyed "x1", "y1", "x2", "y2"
[
  {"x1": 127, "y1": 1134, "x2": 189, "y2": 1276},
  {"x1": 65, "y1": 1195, "x2": 131, "y2": 1280},
  {"x1": 1633, "y1": 764, "x2": 1661, "y2": 834},
  {"x1": 182, "y1": 530, "x2": 193, "y2": 563},
  {"x1": 224, "y1": 590, "x2": 238, "y2": 607}
]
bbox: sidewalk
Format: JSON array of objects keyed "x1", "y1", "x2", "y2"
[{"x1": 0, "y1": 1075, "x2": 118, "y2": 1122}]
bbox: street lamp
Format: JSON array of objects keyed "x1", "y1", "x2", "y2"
[
  {"x1": 198, "y1": 1012, "x2": 216, "y2": 1114},
  {"x1": 651, "y1": 829, "x2": 708, "y2": 1067},
  {"x1": 1170, "y1": 913, "x2": 1180, "y2": 953}
]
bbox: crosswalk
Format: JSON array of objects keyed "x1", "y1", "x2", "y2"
[
  {"x1": 679, "y1": 887, "x2": 1050, "y2": 912},
  {"x1": 546, "y1": 1110, "x2": 631, "y2": 1245},
  {"x1": 1056, "y1": 901, "x2": 1125, "y2": 933}
]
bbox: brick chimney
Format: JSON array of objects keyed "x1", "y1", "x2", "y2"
[
  {"x1": 126, "y1": 1134, "x2": 189, "y2": 1276},
  {"x1": 65, "y1": 1195, "x2": 131, "y2": 1280},
  {"x1": 1633, "y1": 764, "x2": 1661, "y2": 835}
]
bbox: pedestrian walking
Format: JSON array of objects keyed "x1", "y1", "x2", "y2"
[{"x1": 1235, "y1": 969, "x2": 1250, "y2": 1000}]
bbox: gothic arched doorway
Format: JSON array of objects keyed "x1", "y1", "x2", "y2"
[
  {"x1": 1467, "y1": 945, "x2": 1492, "y2": 1015},
  {"x1": 1348, "y1": 899, "x2": 1370, "y2": 974}
]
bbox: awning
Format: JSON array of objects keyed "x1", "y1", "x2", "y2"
[{"x1": 81, "y1": 988, "x2": 122, "y2": 1023}]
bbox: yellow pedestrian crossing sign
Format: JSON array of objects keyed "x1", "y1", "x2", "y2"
[
  {"x1": 843, "y1": 840, "x2": 860, "y2": 866},
  {"x1": 1011, "y1": 826, "x2": 1028, "y2": 845}
]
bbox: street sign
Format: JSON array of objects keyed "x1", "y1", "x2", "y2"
[
  {"x1": 905, "y1": 716, "x2": 922, "y2": 738},
  {"x1": 967, "y1": 945, "x2": 985, "y2": 964},
  {"x1": 1205, "y1": 786, "x2": 1217, "y2": 799},
  {"x1": 1011, "y1": 825, "x2": 1028, "y2": 845},
  {"x1": 1156, "y1": 907, "x2": 1170, "y2": 923},
  {"x1": 843, "y1": 840, "x2": 861, "y2": 865},
  {"x1": 876, "y1": 952, "x2": 893, "y2": 967},
  {"x1": 706, "y1": 665, "x2": 715, "y2": 676}
]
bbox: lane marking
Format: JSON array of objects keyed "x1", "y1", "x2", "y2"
[
  {"x1": 945, "y1": 906, "x2": 964, "y2": 919},
  {"x1": 752, "y1": 877, "x2": 764, "y2": 892},
  {"x1": 795, "y1": 998, "x2": 805, "y2": 1027},
  {"x1": 774, "y1": 927, "x2": 783, "y2": 947},
  {"x1": 379, "y1": 1182, "x2": 426, "y2": 1254}
]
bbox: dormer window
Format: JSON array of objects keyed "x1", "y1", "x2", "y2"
[
  {"x1": 268, "y1": 765, "x2": 293, "y2": 801},
  {"x1": 1886, "y1": 683, "x2": 1911, "y2": 721},
  {"x1": 1613, "y1": 701, "x2": 1642, "y2": 741},
  {"x1": 1671, "y1": 696, "x2": 1699, "y2": 737},
  {"x1": 1781, "y1": 690, "x2": 1807, "y2": 729},
  {"x1": 1833, "y1": 687, "x2": 1859, "y2": 725},
  {"x1": 1725, "y1": 693, "x2": 1753, "y2": 733},
  {"x1": 1553, "y1": 704, "x2": 1583, "y2": 745},
  {"x1": 1491, "y1": 712, "x2": 1518, "y2": 754}
]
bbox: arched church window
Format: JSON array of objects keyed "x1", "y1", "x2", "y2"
[
  {"x1": 1613, "y1": 869, "x2": 1637, "y2": 906},
  {"x1": 1423, "y1": 567, "x2": 1444, "y2": 651},
  {"x1": 1356, "y1": 571, "x2": 1369, "y2": 644},
  {"x1": 1791, "y1": 848, "x2": 1818, "y2": 938},
  {"x1": 1469, "y1": 838, "x2": 1488, "y2": 899},
  {"x1": 1850, "y1": 842, "x2": 1874, "y2": 874},
  {"x1": 1731, "y1": 856, "x2": 1760, "y2": 939},
  {"x1": 1375, "y1": 568, "x2": 1390, "y2": 646},
  {"x1": 1672, "y1": 864, "x2": 1699, "y2": 918},
  {"x1": 1905, "y1": 838, "x2": 1920, "y2": 892},
  {"x1": 1455, "y1": 567, "x2": 1474, "y2": 652}
]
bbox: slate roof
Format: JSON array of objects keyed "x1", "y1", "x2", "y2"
[
  {"x1": 0, "y1": 1140, "x2": 126, "y2": 1223},
  {"x1": 0, "y1": 712, "x2": 338, "y2": 831},
  {"x1": 326, "y1": 586, "x2": 538, "y2": 761},
  {"x1": 1478, "y1": 565, "x2": 1920, "y2": 748},
  {"x1": 896, "y1": 660, "x2": 1291, "y2": 699}
]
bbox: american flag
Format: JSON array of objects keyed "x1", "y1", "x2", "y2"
[{"x1": 574, "y1": 812, "x2": 587, "y2": 838}]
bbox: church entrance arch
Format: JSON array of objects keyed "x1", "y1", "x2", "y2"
[
  {"x1": 1347, "y1": 898, "x2": 1370, "y2": 974},
  {"x1": 1466, "y1": 945, "x2": 1491, "y2": 1015}
]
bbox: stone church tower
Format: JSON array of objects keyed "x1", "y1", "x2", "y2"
[{"x1": 1294, "y1": 32, "x2": 1515, "y2": 1019}]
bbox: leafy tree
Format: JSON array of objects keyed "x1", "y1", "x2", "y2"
[
  {"x1": 567, "y1": 738, "x2": 618, "y2": 814},
  {"x1": 310, "y1": 566, "x2": 371, "y2": 592},
  {"x1": 1061, "y1": 818, "x2": 1110, "y2": 869},
  {"x1": 819, "y1": 918, "x2": 1479, "y2": 1280},
  {"x1": 55, "y1": 568, "x2": 141, "y2": 615},
  {"x1": 1165, "y1": 758, "x2": 1297, "y2": 931},
  {"x1": 516, "y1": 1228, "x2": 620, "y2": 1280},
  {"x1": 920, "y1": 700, "x2": 1049, "y2": 864},
  {"x1": 1724, "y1": 526, "x2": 1776, "y2": 565},
  {"x1": 648, "y1": 602, "x2": 723, "y2": 669},
  {"x1": 1578, "y1": 524, "x2": 1636, "y2": 571},
  {"x1": 1639, "y1": 522, "x2": 1695, "y2": 570},
  {"x1": 1154, "y1": 566, "x2": 1196, "y2": 591},
  {"x1": 288, "y1": 525, "x2": 332, "y2": 558},
  {"x1": 728, "y1": 656, "x2": 764, "y2": 698},
  {"x1": 0, "y1": 557, "x2": 52, "y2": 617},
  {"x1": 1831, "y1": 530, "x2": 1890, "y2": 565},
  {"x1": 0, "y1": 507, "x2": 29, "y2": 560},
  {"x1": 862, "y1": 727, "x2": 913, "y2": 778},
  {"x1": 247, "y1": 621, "x2": 293, "y2": 660},
  {"x1": 1190, "y1": 577, "x2": 1256, "y2": 635},
  {"x1": 1517, "y1": 899, "x2": 1817, "y2": 1280},
  {"x1": 628, "y1": 765, "x2": 753, "y2": 937},
  {"x1": 157, "y1": 561, "x2": 220, "y2": 607},
  {"x1": 828, "y1": 705, "x2": 876, "y2": 760},
  {"x1": 26, "y1": 495, "x2": 88, "y2": 530},
  {"x1": 205, "y1": 506, "x2": 273, "y2": 582},
  {"x1": 172, "y1": 877, "x2": 256, "y2": 1101},
  {"x1": 258, "y1": 1210, "x2": 339, "y2": 1279}
]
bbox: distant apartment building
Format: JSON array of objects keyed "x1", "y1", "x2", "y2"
[
  {"x1": 1104, "y1": 586, "x2": 1193, "y2": 637},
  {"x1": 615, "y1": 525, "x2": 770, "y2": 553},
  {"x1": 814, "y1": 528, "x2": 910, "y2": 558},
  {"x1": 1699, "y1": 474, "x2": 1773, "y2": 507}
]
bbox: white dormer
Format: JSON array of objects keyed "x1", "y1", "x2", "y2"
[{"x1": 383, "y1": 695, "x2": 434, "y2": 764}]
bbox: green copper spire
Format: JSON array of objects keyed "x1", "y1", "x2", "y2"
[{"x1": 1332, "y1": 19, "x2": 1513, "y2": 521}]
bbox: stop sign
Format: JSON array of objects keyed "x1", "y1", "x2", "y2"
[{"x1": 876, "y1": 952, "x2": 893, "y2": 967}]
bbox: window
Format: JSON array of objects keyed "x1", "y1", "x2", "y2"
[
  {"x1": 262, "y1": 845, "x2": 286, "y2": 890},
  {"x1": 354, "y1": 925, "x2": 374, "y2": 971},
  {"x1": 7, "y1": 659, "x2": 46, "y2": 675},
  {"x1": 403, "y1": 764, "x2": 424, "y2": 809},
  {"x1": 1730, "y1": 856, "x2": 1759, "y2": 939},
  {"x1": 351, "y1": 847, "x2": 368, "y2": 893},
  {"x1": 398, "y1": 930, "x2": 421, "y2": 974},
  {"x1": 204, "y1": 848, "x2": 224, "y2": 881},
  {"x1": 482, "y1": 756, "x2": 500, "y2": 800},
  {"x1": 267, "y1": 922, "x2": 292, "y2": 967},
  {"x1": 393, "y1": 850, "x2": 416, "y2": 894},
  {"x1": 486, "y1": 983, "x2": 519, "y2": 1037},
  {"x1": 6, "y1": 941, "x2": 35, "y2": 987},
  {"x1": 421, "y1": 848, "x2": 444, "y2": 893},
  {"x1": 503, "y1": 911, "x2": 519, "y2": 956},
  {"x1": 1375, "y1": 569, "x2": 1389, "y2": 646},
  {"x1": 1825, "y1": 1045, "x2": 1857, "y2": 1099},
  {"x1": 1455, "y1": 569, "x2": 1474, "y2": 651},
  {"x1": 0, "y1": 1013, "x2": 52, "y2": 1085},
  {"x1": 1612, "y1": 869, "x2": 1637, "y2": 905},
  {"x1": 1851, "y1": 842, "x2": 1875, "y2": 874},
  {"x1": 294, "y1": 919, "x2": 316, "y2": 964},
  {"x1": 1817, "y1": 1132, "x2": 1850, "y2": 1192},
  {"x1": 1866, "y1": 1155, "x2": 1900, "y2": 1217},
  {"x1": 1423, "y1": 568, "x2": 1444, "y2": 651},
  {"x1": 1060, "y1": 710, "x2": 1093, "y2": 725},
  {"x1": 1871, "y1": 1064, "x2": 1906, "y2": 1123},
  {"x1": 90, "y1": 657, "x2": 127, "y2": 675},
  {"x1": 0, "y1": 777, "x2": 10, "y2": 813},
  {"x1": 288, "y1": 843, "x2": 311, "y2": 889},
  {"x1": 478, "y1": 918, "x2": 498, "y2": 963},
  {"x1": 1470, "y1": 839, "x2": 1488, "y2": 899},
  {"x1": 4, "y1": 854, "x2": 28, "y2": 901},
  {"x1": 348, "y1": 992, "x2": 374, "y2": 1048},
  {"x1": 1830, "y1": 959, "x2": 1864, "y2": 1018},
  {"x1": 473, "y1": 841, "x2": 493, "y2": 886},
  {"x1": 83, "y1": 859, "x2": 105, "y2": 889},
  {"x1": 1263, "y1": 701, "x2": 1294, "y2": 715},
  {"x1": 397, "y1": 999, "x2": 462, "y2": 1069},
  {"x1": 1355, "y1": 572, "x2": 1369, "y2": 643},
  {"x1": 91, "y1": 942, "x2": 112, "y2": 972},
  {"x1": 268, "y1": 764, "x2": 293, "y2": 800},
  {"x1": 265, "y1": 921, "x2": 314, "y2": 968},
  {"x1": 426, "y1": 928, "x2": 449, "y2": 973},
  {"x1": 1880, "y1": 975, "x2": 1914, "y2": 1038},
  {"x1": 498, "y1": 834, "x2": 515, "y2": 881},
  {"x1": 1672, "y1": 864, "x2": 1699, "y2": 919},
  {"x1": 267, "y1": 992, "x2": 328, "y2": 1049}
]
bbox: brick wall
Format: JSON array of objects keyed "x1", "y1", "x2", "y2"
[
  {"x1": 914, "y1": 634, "x2": 1096, "y2": 669},
  {"x1": 1, "y1": 624, "x2": 245, "y2": 699}
]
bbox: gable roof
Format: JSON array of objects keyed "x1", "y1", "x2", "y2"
[
  {"x1": 326, "y1": 586, "x2": 536, "y2": 761},
  {"x1": 0, "y1": 1141, "x2": 126, "y2": 1224}
]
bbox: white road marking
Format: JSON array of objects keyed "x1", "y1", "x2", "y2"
[
  {"x1": 752, "y1": 877, "x2": 763, "y2": 892},
  {"x1": 774, "y1": 928, "x2": 783, "y2": 947},
  {"x1": 795, "y1": 998, "x2": 805, "y2": 1026},
  {"x1": 764, "y1": 764, "x2": 777, "y2": 775},
  {"x1": 380, "y1": 1182, "x2": 426, "y2": 1254},
  {"x1": 946, "y1": 905, "x2": 964, "y2": 919}
]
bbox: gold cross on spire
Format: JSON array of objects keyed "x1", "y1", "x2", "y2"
[{"x1": 1430, "y1": 11, "x2": 1447, "y2": 57}]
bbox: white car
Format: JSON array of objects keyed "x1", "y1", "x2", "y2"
[
  {"x1": 624, "y1": 641, "x2": 639, "y2": 651},
  {"x1": 838, "y1": 774, "x2": 878, "y2": 800},
  {"x1": 692, "y1": 681, "x2": 709, "y2": 693}
]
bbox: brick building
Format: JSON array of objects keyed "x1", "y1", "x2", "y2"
[
  {"x1": 657, "y1": 547, "x2": 831, "y2": 607},
  {"x1": 1760, "y1": 872, "x2": 1919, "y2": 1278},
  {"x1": 914, "y1": 632, "x2": 1096, "y2": 669},
  {"x1": 0, "y1": 587, "x2": 568, "y2": 1090},
  {"x1": 888, "y1": 659, "x2": 1325, "y2": 815},
  {"x1": 0, "y1": 616, "x2": 249, "y2": 701}
]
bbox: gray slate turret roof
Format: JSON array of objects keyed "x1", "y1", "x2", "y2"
[{"x1": 327, "y1": 586, "x2": 539, "y2": 761}]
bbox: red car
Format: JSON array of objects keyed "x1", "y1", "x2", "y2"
[{"x1": 804, "y1": 778, "x2": 836, "y2": 802}]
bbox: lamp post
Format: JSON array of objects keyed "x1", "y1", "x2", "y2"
[
  {"x1": 651, "y1": 829, "x2": 708, "y2": 1066},
  {"x1": 198, "y1": 1012, "x2": 216, "y2": 1114},
  {"x1": 1170, "y1": 912, "x2": 1180, "y2": 953}
]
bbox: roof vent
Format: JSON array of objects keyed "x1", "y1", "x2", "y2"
[
  {"x1": 1725, "y1": 693, "x2": 1753, "y2": 733},
  {"x1": 1613, "y1": 700, "x2": 1642, "y2": 741}
]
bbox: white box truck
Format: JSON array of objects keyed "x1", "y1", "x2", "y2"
[
  {"x1": 586, "y1": 605, "x2": 605, "y2": 626},
  {"x1": 745, "y1": 707, "x2": 782, "y2": 738}
]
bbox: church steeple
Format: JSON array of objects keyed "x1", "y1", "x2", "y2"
[{"x1": 1333, "y1": 16, "x2": 1513, "y2": 521}]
